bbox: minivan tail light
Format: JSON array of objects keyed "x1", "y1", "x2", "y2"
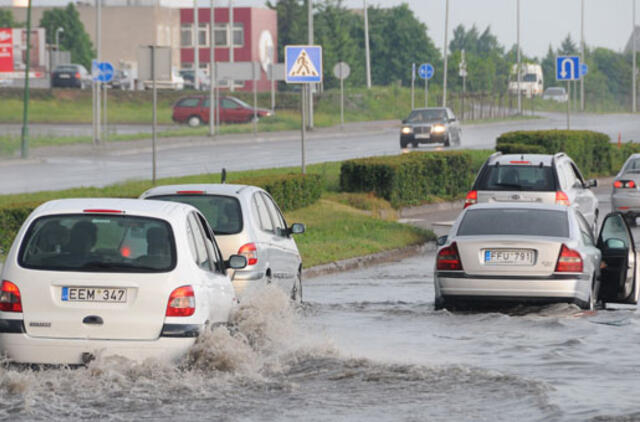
[
  {"x1": 555, "y1": 244, "x2": 583, "y2": 273},
  {"x1": 166, "y1": 285, "x2": 195, "y2": 317},
  {"x1": 0, "y1": 280, "x2": 22, "y2": 313},
  {"x1": 238, "y1": 242, "x2": 257, "y2": 266},
  {"x1": 555, "y1": 191, "x2": 570, "y2": 206},
  {"x1": 463, "y1": 191, "x2": 477, "y2": 209},
  {"x1": 437, "y1": 242, "x2": 463, "y2": 271}
]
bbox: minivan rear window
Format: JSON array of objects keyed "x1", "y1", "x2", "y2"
[
  {"x1": 19, "y1": 215, "x2": 176, "y2": 272},
  {"x1": 177, "y1": 98, "x2": 200, "y2": 107},
  {"x1": 457, "y1": 208, "x2": 569, "y2": 237},
  {"x1": 477, "y1": 165, "x2": 556, "y2": 191},
  {"x1": 149, "y1": 194, "x2": 243, "y2": 235}
]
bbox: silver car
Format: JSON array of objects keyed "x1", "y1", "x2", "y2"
[
  {"x1": 140, "y1": 184, "x2": 305, "y2": 301},
  {"x1": 611, "y1": 153, "x2": 640, "y2": 226},
  {"x1": 434, "y1": 203, "x2": 640, "y2": 310},
  {"x1": 466, "y1": 152, "x2": 599, "y2": 228}
]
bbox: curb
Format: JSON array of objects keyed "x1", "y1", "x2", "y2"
[{"x1": 302, "y1": 242, "x2": 436, "y2": 279}]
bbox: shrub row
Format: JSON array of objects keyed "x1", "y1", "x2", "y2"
[
  {"x1": 0, "y1": 174, "x2": 323, "y2": 257},
  {"x1": 495, "y1": 130, "x2": 612, "y2": 176},
  {"x1": 339, "y1": 151, "x2": 475, "y2": 207}
]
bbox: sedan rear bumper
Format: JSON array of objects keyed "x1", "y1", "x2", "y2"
[
  {"x1": 435, "y1": 272, "x2": 591, "y2": 304},
  {"x1": 611, "y1": 192, "x2": 640, "y2": 214}
]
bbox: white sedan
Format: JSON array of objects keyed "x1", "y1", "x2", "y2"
[{"x1": 0, "y1": 198, "x2": 246, "y2": 365}]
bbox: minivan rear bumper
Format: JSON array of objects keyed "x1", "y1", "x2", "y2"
[
  {"x1": 0, "y1": 332, "x2": 196, "y2": 365},
  {"x1": 435, "y1": 271, "x2": 590, "y2": 304}
]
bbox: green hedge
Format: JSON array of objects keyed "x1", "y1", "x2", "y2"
[
  {"x1": 0, "y1": 174, "x2": 323, "y2": 257},
  {"x1": 236, "y1": 173, "x2": 323, "y2": 211},
  {"x1": 340, "y1": 151, "x2": 475, "y2": 207},
  {"x1": 495, "y1": 130, "x2": 612, "y2": 176}
]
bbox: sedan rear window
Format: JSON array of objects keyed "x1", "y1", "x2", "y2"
[
  {"x1": 457, "y1": 208, "x2": 569, "y2": 237},
  {"x1": 477, "y1": 165, "x2": 556, "y2": 191},
  {"x1": 149, "y1": 194, "x2": 243, "y2": 235},
  {"x1": 19, "y1": 215, "x2": 176, "y2": 272}
]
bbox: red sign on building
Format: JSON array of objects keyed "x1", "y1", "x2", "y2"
[{"x1": 0, "y1": 28, "x2": 14, "y2": 73}]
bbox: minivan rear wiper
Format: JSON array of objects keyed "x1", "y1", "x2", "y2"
[{"x1": 493, "y1": 182, "x2": 523, "y2": 189}]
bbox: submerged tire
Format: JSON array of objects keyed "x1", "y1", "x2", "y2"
[{"x1": 291, "y1": 273, "x2": 303, "y2": 303}]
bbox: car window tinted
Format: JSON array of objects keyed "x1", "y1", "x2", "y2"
[
  {"x1": 457, "y1": 208, "x2": 569, "y2": 237},
  {"x1": 177, "y1": 98, "x2": 200, "y2": 107},
  {"x1": 149, "y1": 195, "x2": 243, "y2": 235},
  {"x1": 253, "y1": 193, "x2": 274, "y2": 232},
  {"x1": 19, "y1": 214, "x2": 176, "y2": 272},
  {"x1": 222, "y1": 98, "x2": 239, "y2": 109},
  {"x1": 477, "y1": 165, "x2": 556, "y2": 191},
  {"x1": 406, "y1": 109, "x2": 446, "y2": 123}
]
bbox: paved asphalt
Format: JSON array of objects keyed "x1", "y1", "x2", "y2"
[{"x1": 0, "y1": 112, "x2": 638, "y2": 194}]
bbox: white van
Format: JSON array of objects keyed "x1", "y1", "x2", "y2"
[{"x1": 508, "y1": 63, "x2": 543, "y2": 98}]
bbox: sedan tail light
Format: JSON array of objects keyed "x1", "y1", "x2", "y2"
[
  {"x1": 238, "y1": 242, "x2": 257, "y2": 266},
  {"x1": 614, "y1": 180, "x2": 636, "y2": 189},
  {"x1": 555, "y1": 191, "x2": 570, "y2": 206},
  {"x1": 437, "y1": 242, "x2": 463, "y2": 271},
  {"x1": 463, "y1": 191, "x2": 477, "y2": 209},
  {"x1": 75, "y1": 72, "x2": 81, "y2": 79},
  {"x1": 0, "y1": 280, "x2": 22, "y2": 313},
  {"x1": 555, "y1": 244, "x2": 583, "y2": 273},
  {"x1": 166, "y1": 285, "x2": 195, "y2": 317}
]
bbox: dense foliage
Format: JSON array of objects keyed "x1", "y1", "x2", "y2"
[
  {"x1": 0, "y1": 9, "x2": 16, "y2": 27},
  {"x1": 39, "y1": 4, "x2": 95, "y2": 69},
  {"x1": 340, "y1": 151, "x2": 475, "y2": 207}
]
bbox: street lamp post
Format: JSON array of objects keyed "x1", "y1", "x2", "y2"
[
  {"x1": 209, "y1": 0, "x2": 215, "y2": 136},
  {"x1": 442, "y1": 0, "x2": 449, "y2": 107},
  {"x1": 55, "y1": 27, "x2": 63, "y2": 51},
  {"x1": 308, "y1": 0, "x2": 314, "y2": 129},
  {"x1": 194, "y1": 0, "x2": 199, "y2": 90},
  {"x1": 364, "y1": 0, "x2": 371, "y2": 89},
  {"x1": 580, "y1": 0, "x2": 585, "y2": 112},
  {"x1": 516, "y1": 0, "x2": 521, "y2": 115},
  {"x1": 229, "y1": 0, "x2": 234, "y2": 92},
  {"x1": 20, "y1": 0, "x2": 33, "y2": 159},
  {"x1": 633, "y1": 0, "x2": 637, "y2": 113}
]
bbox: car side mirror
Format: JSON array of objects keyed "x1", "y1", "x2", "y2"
[
  {"x1": 226, "y1": 254, "x2": 247, "y2": 269},
  {"x1": 436, "y1": 235, "x2": 448, "y2": 246},
  {"x1": 288, "y1": 223, "x2": 306, "y2": 235},
  {"x1": 587, "y1": 179, "x2": 598, "y2": 188}
]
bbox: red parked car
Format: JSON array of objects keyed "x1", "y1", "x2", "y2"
[{"x1": 172, "y1": 95, "x2": 272, "y2": 127}]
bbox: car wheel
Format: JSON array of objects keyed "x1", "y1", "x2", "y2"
[
  {"x1": 434, "y1": 297, "x2": 446, "y2": 310},
  {"x1": 411, "y1": 142, "x2": 419, "y2": 148},
  {"x1": 444, "y1": 137, "x2": 451, "y2": 147},
  {"x1": 400, "y1": 139, "x2": 408, "y2": 148},
  {"x1": 581, "y1": 276, "x2": 597, "y2": 311},
  {"x1": 187, "y1": 116, "x2": 201, "y2": 127},
  {"x1": 625, "y1": 214, "x2": 637, "y2": 227},
  {"x1": 291, "y1": 273, "x2": 302, "y2": 303}
]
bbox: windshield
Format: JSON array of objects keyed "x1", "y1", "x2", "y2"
[
  {"x1": 406, "y1": 109, "x2": 446, "y2": 123},
  {"x1": 149, "y1": 194, "x2": 243, "y2": 235},
  {"x1": 19, "y1": 214, "x2": 176, "y2": 272},
  {"x1": 523, "y1": 73, "x2": 537, "y2": 82},
  {"x1": 623, "y1": 158, "x2": 640, "y2": 173},
  {"x1": 458, "y1": 208, "x2": 569, "y2": 237},
  {"x1": 477, "y1": 165, "x2": 556, "y2": 191}
]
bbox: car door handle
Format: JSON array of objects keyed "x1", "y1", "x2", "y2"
[{"x1": 83, "y1": 315, "x2": 104, "y2": 325}]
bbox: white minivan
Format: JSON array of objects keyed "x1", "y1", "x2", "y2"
[
  {"x1": 0, "y1": 198, "x2": 246, "y2": 365},
  {"x1": 140, "y1": 184, "x2": 305, "y2": 302}
]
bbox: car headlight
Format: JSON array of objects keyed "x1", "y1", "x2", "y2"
[
  {"x1": 431, "y1": 124, "x2": 446, "y2": 134},
  {"x1": 265, "y1": 111, "x2": 272, "y2": 117},
  {"x1": 401, "y1": 126, "x2": 413, "y2": 135}
]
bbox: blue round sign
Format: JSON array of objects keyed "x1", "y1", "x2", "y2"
[
  {"x1": 94, "y1": 61, "x2": 114, "y2": 83},
  {"x1": 418, "y1": 63, "x2": 434, "y2": 80}
]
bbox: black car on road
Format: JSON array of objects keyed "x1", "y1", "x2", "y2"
[
  {"x1": 400, "y1": 107, "x2": 462, "y2": 148},
  {"x1": 51, "y1": 64, "x2": 90, "y2": 89}
]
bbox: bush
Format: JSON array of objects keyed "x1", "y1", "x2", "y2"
[
  {"x1": 236, "y1": 173, "x2": 323, "y2": 211},
  {"x1": 0, "y1": 204, "x2": 37, "y2": 256},
  {"x1": 340, "y1": 151, "x2": 475, "y2": 207},
  {"x1": 495, "y1": 130, "x2": 612, "y2": 176},
  {"x1": 610, "y1": 141, "x2": 640, "y2": 173}
]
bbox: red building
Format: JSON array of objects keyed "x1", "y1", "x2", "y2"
[{"x1": 180, "y1": 7, "x2": 277, "y2": 92}]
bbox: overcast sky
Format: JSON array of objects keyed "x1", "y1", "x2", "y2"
[{"x1": 2, "y1": 0, "x2": 636, "y2": 58}]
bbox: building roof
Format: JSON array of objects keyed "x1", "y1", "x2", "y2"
[{"x1": 624, "y1": 25, "x2": 640, "y2": 53}]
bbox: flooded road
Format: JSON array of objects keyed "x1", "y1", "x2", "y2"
[{"x1": 2, "y1": 251, "x2": 639, "y2": 421}]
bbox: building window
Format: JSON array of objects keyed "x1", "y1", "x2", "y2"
[
  {"x1": 181, "y1": 24, "x2": 192, "y2": 47},
  {"x1": 198, "y1": 23, "x2": 208, "y2": 46},
  {"x1": 232, "y1": 23, "x2": 244, "y2": 47},
  {"x1": 214, "y1": 24, "x2": 227, "y2": 46},
  {"x1": 211, "y1": 23, "x2": 243, "y2": 47}
]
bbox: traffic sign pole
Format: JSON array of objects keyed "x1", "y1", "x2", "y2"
[
  {"x1": 411, "y1": 63, "x2": 415, "y2": 109},
  {"x1": 301, "y1": 85, "x2": 306, "y2": 174},
  {"x1": 566, "y1": 81, "x2": 571, "y2": 130},
  {"x1": 425, "y1": 77, "x2": 428, "y2": 108}
]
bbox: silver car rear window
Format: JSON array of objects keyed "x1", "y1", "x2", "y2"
[
  {"x1": 150, "y1": 194, "x2": 243, "y2": 235},
  {"x1": 477, "y1": 165, "x2": 556, "y2": 191},
  {"x1": 19, "y1": 214, "x2": 176, "y2": 272},
  {"x1": 457, "y1": 208, "x2": 569, "y2": 237}
]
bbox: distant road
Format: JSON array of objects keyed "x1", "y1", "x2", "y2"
[{"x1": 0, "y1": 112, "x2": 638, "y2": 195}]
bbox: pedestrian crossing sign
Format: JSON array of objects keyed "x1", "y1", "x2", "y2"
[{"x1": 285, "y1": 45, "x2": 323, "y2": 83}]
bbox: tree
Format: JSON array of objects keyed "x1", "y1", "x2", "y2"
[
  {"x1": 266, "y1": 0, "x2": 307, "y2": 57},
  {"x1": 0, "y1": 10, "x2": 15, "y2": 27},
  {"x1": 558, "y1": 34, "x2": 578, "y2": 55},
  {"x1": 39, "y1": 3, "x2": 94, "y2": 68}
]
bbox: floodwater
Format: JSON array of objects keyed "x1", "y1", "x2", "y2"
[{"x1": 2, "y1": 253, "x2": 640, "y2": 421}]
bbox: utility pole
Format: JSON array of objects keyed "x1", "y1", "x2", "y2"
[
  {"x1": 209, "y1": 0, "x2": 215, "y2": 136},
  {"x1": 364, "y1": 0, "x2": 372, "y2": 89},
  {"x1": 229, "y1": 0, "x2": 234, "y2": 92},
  {"x1": 194, "y1": 0, "x2": 199, "y2": 90},
  {"x1": 55, "y1": 27, "x2": 63, "y2": 51},
  {"x1": 516, "y1": 0, "x2": 521, "y2": 115},
  {"x1": 20, "y1": 0, "x2": 33, "y2": 159},
  {"x1": 93, "y1": 0, "x2": 101, "y2": 145},
  {"x1": 308, "y1": 0, "x2": 314, "y2": 128},
  {"x1": 580, "y1": 0, "x2": 585, "y2": 112},
  {"x1": 442, "y1": 0, "x2": 449, "y2": 107},
  {"x1": 633, "y1": 0, "x2": 637, "y2": 113}
]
